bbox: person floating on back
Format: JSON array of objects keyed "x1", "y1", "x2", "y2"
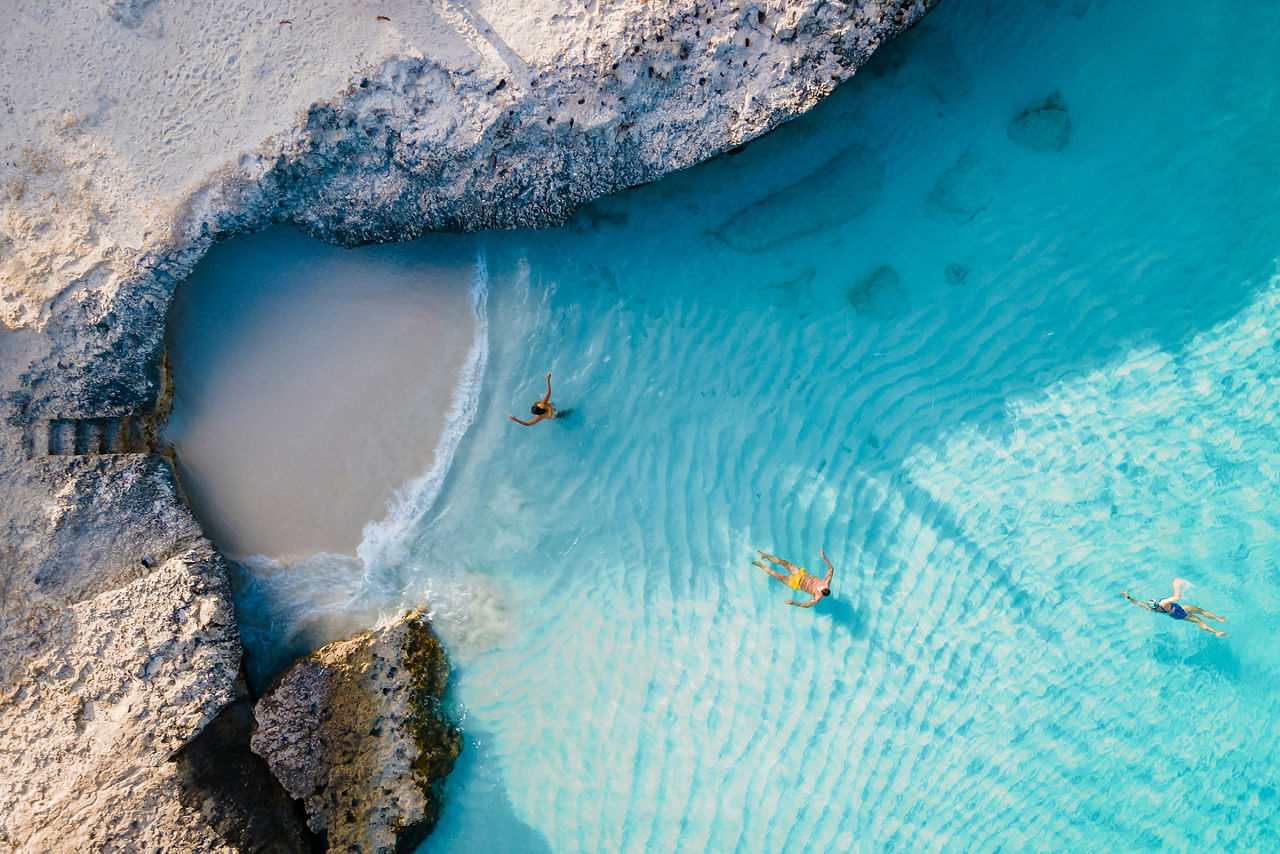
[
  {"x1": 509, "y1": 372, "x2": 561, "y2": 426},
  {"x1": 753, "y1": 548, "x2": 834, "y2": 608},
  {"x1": 1122, "y1": 577, "x2": 1227, "y2": 637}
]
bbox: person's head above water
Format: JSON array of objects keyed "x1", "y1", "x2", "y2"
[
  {"x1": 821, "y1": 588, "x2": 831, "y2": 596},
  {"x1": 532, "y1": 402, "x2": 548, "y2": 415}
]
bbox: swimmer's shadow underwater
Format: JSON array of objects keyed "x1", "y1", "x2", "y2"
[
  {"x1": 1147, "y1": 633, "x2": 1242, "y2": 682},
  {"x1": 817, "y1": 595, "x2": 869, "y2": 641}
]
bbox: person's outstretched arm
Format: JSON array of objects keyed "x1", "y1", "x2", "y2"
[
  {"x1": 541, "y1": 373, "x2": 553, "y2": 406},
  {"x1": 509, "y1": 413, "x2": 542, "y2": 426},
  {"x1": 1161, "y1": 578, "x2": 1188, "y2": 608},
  {"x1": 1121, "y1": 591, "x2": 1153, "y2": 610},
  {"x1": 821, "y1": 548, "x2": 834, "y2": 586},
  {"x1": 787, "y1": 594, "x2": 822, "y2": 608}
]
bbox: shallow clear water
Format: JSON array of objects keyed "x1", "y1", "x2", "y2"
[{"x1": 173, "y1": 0, "x2": 1280, "y2": 849}]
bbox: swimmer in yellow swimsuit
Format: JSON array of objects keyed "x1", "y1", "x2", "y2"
[{"x1": 752, "y1": 548, "x2": 835, "y2": 608}]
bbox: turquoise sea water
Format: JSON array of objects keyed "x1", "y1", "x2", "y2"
[{"x1": 170, "y1": 0, "x2": 1280, "y2": 849}]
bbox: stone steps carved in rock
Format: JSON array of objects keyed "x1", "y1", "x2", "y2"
[{"x1": 24, "y1": 417, "x2": 147, "y2": 458}]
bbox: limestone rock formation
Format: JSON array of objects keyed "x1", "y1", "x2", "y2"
[
  {"x1": 0, "y1": 455, "x2": 243, "y2": 851},
  {"x1": 251, "y1": 610, "x2": 462, "y2": 853}
]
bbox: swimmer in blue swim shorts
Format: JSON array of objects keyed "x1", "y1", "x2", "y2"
[{"x1": 1122, "y1": 578, "x2": 1226, "y2": 637}]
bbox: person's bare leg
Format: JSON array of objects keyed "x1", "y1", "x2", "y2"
[
  {"x1": 753, "y1": 561, "x2": 789, "y2": 583},
  {"x1": 757, "y1": 551, "x2": 800, "y2": 572},
  {"x1": 1185, "y1": 614, "x2": 1226, "y2": 637},
  {"x1": 1182, "y1": 604, "x2": 1226, "y2": 622}
]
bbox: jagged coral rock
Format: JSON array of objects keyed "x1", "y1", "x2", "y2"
[{"x1": 251, "y1": 610, "x2": 462, "y2": 853}]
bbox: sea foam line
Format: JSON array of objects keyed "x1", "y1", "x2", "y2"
[{"x1": 358, "y1": 252, "x2": 491, "y2": 589}]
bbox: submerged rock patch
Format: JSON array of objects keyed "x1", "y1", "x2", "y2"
[
  {"x1": 766, "y1": 267, "x2": 818, "y2": 312},
  {"x1": 924, "y1": 149, "x2": 997, "y2": 223},
  {"x1": 847, "y1": 264, "x2": 907, "y2": 319},
  {"x1": 714, "y1": 145, "x2": 884, "y2": 252},
  {"x1": 1008, "y1": 91, "x2": 1071, "y2": 152},
  {"x1": 945, "y1": 262, "x2": 969, "y2": 286}
]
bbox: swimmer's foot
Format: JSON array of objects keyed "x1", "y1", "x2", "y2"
[{"x1": 1213, "y1": 629, "x2": 1227, "y2": 637}]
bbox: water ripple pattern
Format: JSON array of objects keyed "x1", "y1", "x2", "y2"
[{"x1": 207, "y1": 0, "x2": 1280, "y2": 849}]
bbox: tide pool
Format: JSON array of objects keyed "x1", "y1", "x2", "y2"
[{"x1": 169, "y1": 0, "x2": 1280, "y2": 849}]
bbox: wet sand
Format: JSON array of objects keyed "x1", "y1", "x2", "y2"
[{"x1": 165, "y1": 226, "x2": 479, "y2": 559}]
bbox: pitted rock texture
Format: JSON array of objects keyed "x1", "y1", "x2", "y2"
[
  {"x1": 251, "y1": 610, "x2": 462, "y2": 854},
  {"x1": 0, "y1": 455, "x2": 242, "y2": 852},
  {"x1": 1, "y1": 0, "x2": 935, "y2": 426}
]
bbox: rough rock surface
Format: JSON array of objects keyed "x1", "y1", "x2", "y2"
[
  {"x1": 0, "y1": 0, "x2": 935, "y2": 425},
  {"x1": 0, "y1": 0, "x2": 937, "y2": 849},
  {"x1": 0, "y1": 455, "x2": 243, "y2": 852},
  {"x1": 251, "y1": 610, "x2": 462, "y2": 854},
  {"x1": 172, "y1": 671, "x2": 318, "y2": 853}
]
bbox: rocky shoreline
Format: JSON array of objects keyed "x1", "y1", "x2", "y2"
[{"x1": 0, "y1": 0, "x2": 935, "y2": 849}]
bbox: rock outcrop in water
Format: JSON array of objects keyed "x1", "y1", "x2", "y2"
[
  {"x1": 847, "y1": 264, "x2": 907, "y2": 319},
  {"x1": 250, "y1": 611, "x2": 462, "y2": 854},
  {"x1": 0, "y1": 0, "x2": 937, "y2": 848}
]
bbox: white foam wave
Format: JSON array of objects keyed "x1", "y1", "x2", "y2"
[{"x1": 357, "y1": 252, "x2": 491, "y2": 588}]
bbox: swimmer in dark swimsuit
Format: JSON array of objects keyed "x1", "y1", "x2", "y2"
[
  {"x1": 509, "y1": 373, "x2": 560, "y2": 426},
  {"x1": 753, "y1": 548, "x2": 835, "y2": 608},
  {"x1": 1122, "y1": 577, "x2": 1226, "y2": 637}
]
